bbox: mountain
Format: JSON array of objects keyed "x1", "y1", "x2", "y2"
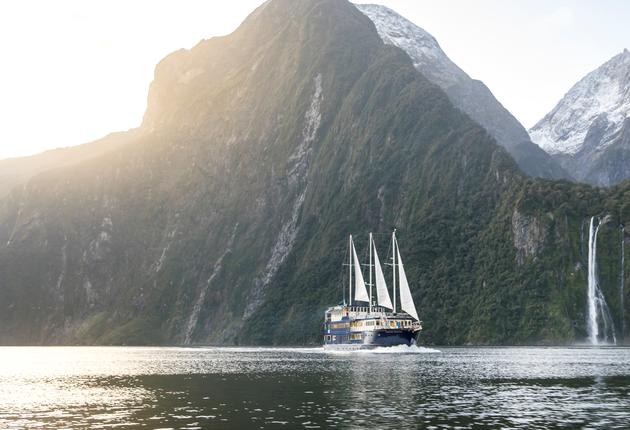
[
  {"x1": 0, "y1": 130, "x2": 138, "y2": 199},
  {"x1": 0, "y1": 0, "x2": 629, "y2": 346},
  {"x1": 356, "y1": 3, "x2": 570, "y2": 181},
  {"x1": 530, "y1": 50, "x2": 630, "y2": 186}
]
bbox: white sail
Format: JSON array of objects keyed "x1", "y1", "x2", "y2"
[
  {"x1": 373, "y1": 242, "x2": 393, "y2": 309},
  {"x1": 396, "y1": 245, "x2": 419, "y2": 321},
  {"x1": 352, "y1": 241, "x2": 370, "y2": 303}
]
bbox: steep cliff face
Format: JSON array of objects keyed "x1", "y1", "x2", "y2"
[
  {"x1": 0, "y1": 0, "x2": 629, "y2": 346},
  {"x1": 2, "y1": 0, "x2": 383, "y2": 344},
  {"x1": 511, "y1": 209, "x2": 546, "y2": 265}
]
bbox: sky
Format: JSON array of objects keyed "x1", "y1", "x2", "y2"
[{"x1": 0, "y1": 0, "x2": 628, "y2": 160}]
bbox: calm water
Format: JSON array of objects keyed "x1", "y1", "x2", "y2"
[{"x1": 1, "y1": 346, "x2": 629, "y2": 429}]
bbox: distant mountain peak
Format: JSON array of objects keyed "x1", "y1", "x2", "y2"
[
  {"x1": 357, "y1": 3, "x2": 570, "y2": 180},
  {"x1": 530, "y1": 50, "x2": 630, "y2": 158},
  {"x1": 356, "y1": 4, "x2": 466, "y2": 88}
]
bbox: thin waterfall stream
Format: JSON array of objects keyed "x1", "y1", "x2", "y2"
[
  {"x1": 621, "y1": 225, "x2": 626, "y2": 340},
  {"x1": 587, "y1": 216, "x2": 617, "y2": 345}
]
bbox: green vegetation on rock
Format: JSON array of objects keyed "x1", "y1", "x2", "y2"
[{"x1": 0, "y1": 0, "x2": 628, "y2": 346}]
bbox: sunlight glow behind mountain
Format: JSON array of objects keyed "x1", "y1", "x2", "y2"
[{"x1": 0, "y1": 0, "x2": 628, "y2": 159}]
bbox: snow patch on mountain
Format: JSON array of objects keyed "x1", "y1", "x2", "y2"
[
  {"x1": 356, "y1": 3, "x2": 569, "y2": 180},
  {"x1": 530, "y1": 50, "x2": 630, "y2": 155},
  {"x1": 356, "y1": 4, "x2": 467, "y2": 88}
]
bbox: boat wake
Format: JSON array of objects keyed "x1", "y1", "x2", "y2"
[
  {"x1": 180, "y1": 345, "x2": 440, "y2": 355},
  {"x1": 326, "y1": 345, "x2": 441, "y2": 354}
]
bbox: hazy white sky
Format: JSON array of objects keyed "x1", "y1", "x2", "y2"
[{"x1": 0, "y1": 0, "x2": 628, "y2": 160}]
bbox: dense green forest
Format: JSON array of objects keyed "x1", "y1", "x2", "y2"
[{"x1": 0, "y1": 0, "x2": 628, "y2": 346}]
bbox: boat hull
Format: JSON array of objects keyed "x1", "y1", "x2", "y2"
[
  {"x1": 370, "y1": 328, "x2": 417, "y2": 347},
  {"x1": 323, "y1": 328, "x2": 418, "y2": 350}
]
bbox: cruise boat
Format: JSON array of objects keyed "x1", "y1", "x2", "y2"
[{"x1": 323, "y1": 231, "x2": 422, "y2": 349}]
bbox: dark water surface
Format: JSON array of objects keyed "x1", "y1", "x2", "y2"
[{"x1": 1, "y1": 346, "x2": 629, "y2": 429}]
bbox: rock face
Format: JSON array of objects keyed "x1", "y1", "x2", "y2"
[
  {"x1": 512, "y1": 209, "x2": 545, "y2": 265},
  {"x1": 357, "y1": 4, "x2": 570, "y2": 181},
  {"x1": 0, "y1": 0, "x2": 629, "y2": 346},
  {"x1": 530, "y1": 50, "x2": 630, "y2": 186}
]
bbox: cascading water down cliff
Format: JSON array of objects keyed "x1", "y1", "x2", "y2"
[
  {"x1": 587, "y1": 217, "x2": 617, "y2": 345},
  {"x1": 621, "y1": 225, "x2": 626, "y2": 340}
]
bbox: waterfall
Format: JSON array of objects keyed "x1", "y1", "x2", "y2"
[
  {"x1": 587, "y1": 217, "x2": 598, "y2": 344},
  {"x1": 587, "y1": 217, "x2": 617, "y2": 345},
  {"x1": 621, "y1": 225, "x2": 626, "y2": 340}
]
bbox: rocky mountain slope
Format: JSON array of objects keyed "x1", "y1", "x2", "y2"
[
  {"x1": 357, "y1": 4, "x2": 570, "y2": 181},
  {"x1": 530, "y1": 50, "x2": 630, "y2": 186},
  {"x1": 0, "y1": 0, "x2": 628, "y2": 346}
]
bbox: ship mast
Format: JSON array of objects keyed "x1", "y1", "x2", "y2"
[
  {"x1": 369, "y1": 232, "x2": 373, "y2": 314},
  {"x1": 348, "y1": 235, "x2": 353, "y2": 307},
  {"x1": 392, "y1": 229, "x2": 397, "y2": 314}
]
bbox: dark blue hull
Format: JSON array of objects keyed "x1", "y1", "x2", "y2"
[
  {"x1": 372, "y1": 329, "x2": 416, "y2": 346},
  {"x1": 323, "y1": 327, "x2": 419, "y2": 349}
]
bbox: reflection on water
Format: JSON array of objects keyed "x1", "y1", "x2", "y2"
[{"x1": 1, "y1": 346, "x2": 629, "y2": 429}]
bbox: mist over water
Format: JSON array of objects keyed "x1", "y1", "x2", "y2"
[{"x1": 1, "y1": 346, "x2": 629, "y2": 429}]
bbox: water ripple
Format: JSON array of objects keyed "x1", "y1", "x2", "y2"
[{"x1": 0, "y1": 346, "x2": 629, "y2": 429}]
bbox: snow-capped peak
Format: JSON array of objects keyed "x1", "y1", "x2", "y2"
[
  {"x1": 356, "y1": 4, "x2": 468, "y2": 88},
  {"x1": 530, "y1": 49, "x2": 630, "y2": 155},
  {"x1": 356, "y1": 2, "x2": 572, "y2": 181}
]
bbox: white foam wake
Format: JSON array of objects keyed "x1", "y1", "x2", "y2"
[
  {"x1": 171, "y1": 345, "x2": 441, "y2": 354},
  {"x1": 326, "y1": 345, "x2": 441, "y2": 355}
]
